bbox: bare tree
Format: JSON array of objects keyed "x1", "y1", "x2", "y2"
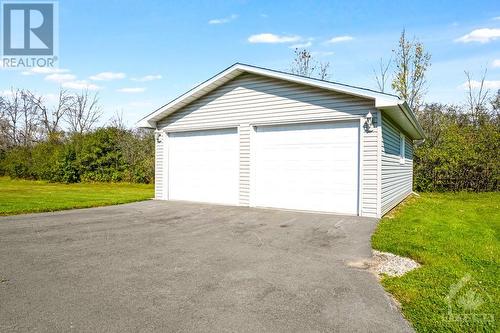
[
  {"x1": 318, "y1": 62, "x2": 330, "y2": 81},
  {"x1": 0, "y1": 88, "x2": 42, "y2": 146},
  {"x1": 2, "y1": 88, "x2": 22, "y2": 146},
  {"x1": 108, "y1": 110, "x2": 127, "y2": 130},
  {"x1": 291, "y1": 48, "x2": 316, "y2": 77},
  {"x1": 290, "y1": 48, "x2": 331, "y2": 80},
  {"x1": 464, "y1": 69, "x2": 490, "y2": 125},
  {"x1": 0, "y1": 96, "x2": 9, "y2": 151},
  {"x1": 65, "y1": 89, "x2": 102, "y2": 133},
  {"x1": 29, "y1": 89, "x2": 73, "y2": 138},
  {"x1": 19, "y1": 90, "x2": 40, "y2": 146},
  {"x1": 391, "y1": 29, "x2": 431, "y2": 111},
  {"x1": 373, "y1": 57, "x2": 392, "y2": 92}
]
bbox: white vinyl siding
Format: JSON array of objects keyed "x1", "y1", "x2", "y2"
[
  {"x1": 381, "y1": 114, "x2": 414, "y2": 215},
  {"x1": 154, "y1": 136, "x2": 164, "y2": 199},
  {"x1": 156, "y1": 73, "x2": 380, "y2": 217},
  {"x1": 239, "y1": 124, "x2": 251, "y2": 205}
]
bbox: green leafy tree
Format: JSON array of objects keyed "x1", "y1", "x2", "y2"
[{"x1": 391, "y1": 29, "x2": 431, "y2": 112}]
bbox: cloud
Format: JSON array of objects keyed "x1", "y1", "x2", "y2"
[
  {"x1": 310, "y1": 51, "x2": 335, "y2": 57},
  {"x1": 89, "y1": 71, "x2": 126, "y2": 81},
  {"x1": 325, "y1": 35, "x2": 354, "y2": 44},
  {"x1": 208, "y1": 14, "x2": 238, "y2": 24},
  {"x1": 44, "y1": 73, "x2": 77, "y2": 83},
  {"x1": 117, "y1": 87, "x2": 146, "y2": 93},
  {"x1": 248, "y1": 33, "x2": 301, "y2": 44},
  {"x1": 493, "y1": 16, "x2": 500, "y2": 20},
  {"x1": 62, "y1": 80, "x2": 101, "y2": 90},
  {"x1": 460, "y1": 80, "x2": 500, "y2": 90},
  {"x1": 455, "y1": 28, "x2": 500, "y2": 43},
  {"x1": 21, "y1": 67, "x2": 70, "y2": 75},
  {"x1": 493, "y1": 59, "x2": 500, "y2": 68},
  {"x1": 290, "y1": 41, "x2": 312, "y2": 49},
  {"x1": 0, "y1": 89, "x2": 15, "y2": 97},
  {"x1": 131, "y1": 74, "x2": 162, "y2": 82}
]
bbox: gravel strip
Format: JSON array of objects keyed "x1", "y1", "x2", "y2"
[{"x1": 371, "y1": 250, "x2": 420, "y2": 277}]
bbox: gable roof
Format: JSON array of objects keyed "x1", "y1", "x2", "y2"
[{"x1": 137, "y1": 63, "x2": 425, "y2": 140}]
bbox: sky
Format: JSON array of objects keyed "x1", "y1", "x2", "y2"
[{"x1": 1, "y1": 0, "x2": 500, "y2": 126}]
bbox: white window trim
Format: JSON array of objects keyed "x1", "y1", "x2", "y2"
[{"x1": 400, "y1": 132, "x2": 406, "y2": 164}]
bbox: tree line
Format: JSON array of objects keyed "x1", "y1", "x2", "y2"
[
  {"x1": 1, "y1": 30, "x2": 499, "y2": 191},
  {"x1": 0, "y1": 89, "x2": 154, "y2": 183},
  {"x1": 292, "y1": 30, "x2": 498, "y2": 192}
]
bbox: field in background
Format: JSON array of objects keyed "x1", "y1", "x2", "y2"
[{"x1": 0, "y1": 177, "x2": 153, "y2": 216}]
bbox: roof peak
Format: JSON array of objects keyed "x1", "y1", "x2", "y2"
[{"x1": 232, "y1": 62, "x2": 401, "y2": 100}]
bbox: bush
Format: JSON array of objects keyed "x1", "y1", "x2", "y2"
[
  {"x1": 0, "y1": 127, "x2": 154, "y2": 184},
  {"x1": 414, "y1": 103, "x2": 499, "y2": 192}
]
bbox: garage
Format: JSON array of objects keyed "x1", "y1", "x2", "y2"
[
  {"x1": 254, "y1": 121, "x2": 360, "y2": 214},
  {"x1": 168, "y1": 128, "x2": 239, "y2": 205},
  {"x1": 141, "y1": 63, "x2": 426, "y2": 218}
]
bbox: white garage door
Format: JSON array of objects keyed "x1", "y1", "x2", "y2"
[
  {"x1": 168, "y1": 128, "x2": 239, "y2": 205},
  {"x1": 254, "y1": 121, "x2": 359, "y2": 214}
]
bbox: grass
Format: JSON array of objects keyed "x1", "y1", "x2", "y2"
[
  {"x1": 0, "y1": 177, "x2": 154, "y2": 216},
  {"x1": 372, "y1": 192, "x2": 499, "y2": 332}
]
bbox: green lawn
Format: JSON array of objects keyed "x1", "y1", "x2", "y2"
[
  {"x1": 0, "y1": 177, "x2": 154, "y2": 216},
  {"x1": 372, "y1": 192, "x2": 499, "y2": 332}
]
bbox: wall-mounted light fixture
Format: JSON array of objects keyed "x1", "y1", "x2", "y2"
[
  {"x1": 365, "y1": 111, "x2": 374, "y2": 132},
  {"x1": 154, "y1": 130, "x2": 163, "y2": 143}
]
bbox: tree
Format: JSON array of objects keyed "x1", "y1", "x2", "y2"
[
  {"x1": 464, "y1": 69, "x2": 490, "y2": 126},
  {"x1": 391, "y1": 29, "x2": 431, "y2": 112},
  {"x1": 1, "y1": 89, "x2": 22, "y2": 146},
  {"x1": 290, "y1": 48, "x2": 331, "y2": 80},
  {"x1": 373, "y1": 57, "x2": 392, "y2": 93},
  {"x1": 18, "y1": 90, "x2": 40, "y2": 146},
  {"x1": 29, "y1": 89, "x2": 73, "y2": 139},
  {"x1": 108, "y1": 110, "x2": 127, "y2": 130},
  {"x1": 65, "y1": 89, "x2": 102, "y2": 133}
]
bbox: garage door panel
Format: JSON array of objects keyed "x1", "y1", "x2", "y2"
[
  {"x1": 168, "y1": 128, "x2": 239, "y2": 205},
  {"x1": 255, "y1": 122, "x2": 359, "y2": 214}
]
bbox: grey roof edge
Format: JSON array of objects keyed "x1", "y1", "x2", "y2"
[{"x1": 137, "y1": 63, "x2": 425, "y2": 140}]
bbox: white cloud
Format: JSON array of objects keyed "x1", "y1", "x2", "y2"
[
  {"x1": 208, "y1": 14, "x2": 238, "y2": 25},
  {"x1": 493, "y1": 16, "x2": 500, "y2": 20},
  {"x1": 325, "y1": 35, "x2": 354, "y2": 44},
  {"x1": 455, "y1": 28, "x2": 500, "y2": 43},
  {"x1": 248, "y1": 33, "x2": 301, "y2": 44},
  {"x1": 0, "y1": 89, "x2": 15, "y2": 97},
  {"x1": 290, "y1": 41, "x2": 312, "y2": 49},
  {"x1": 89, "y1": 71, "x2": 126, "y2": 81},
  {"x1": 21, "y1": 67, "x2": 70, "y2": 75},
  {"x1": 131, "y1": 74, "x2": 162, "y2": 82},
  {"x1": 44, "y1": 73, "x2": 77, "y2": 83},
  {"x1": 460, "y1": 80, "x2": 500, "y2": 90},
  {"x1": 62, "y1": 80, "x2": 101, "y2": 90},
  {"x1": 117, "y1": 87, "x2": 146, "y2": 93},
  {"x1": 310, "y1": 51, "x2": 335, "y2": 57},
  {"x1": 493, "y1": 59, "x2": 500, "y2": 68}
]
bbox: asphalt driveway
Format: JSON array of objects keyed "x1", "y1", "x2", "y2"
[{"x1": 0, "y1": 201, "x2": 412, "y2": 332}]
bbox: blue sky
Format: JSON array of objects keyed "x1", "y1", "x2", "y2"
[{"x1": 1, "y1": 0, "x2": 500, "y2": 126}]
